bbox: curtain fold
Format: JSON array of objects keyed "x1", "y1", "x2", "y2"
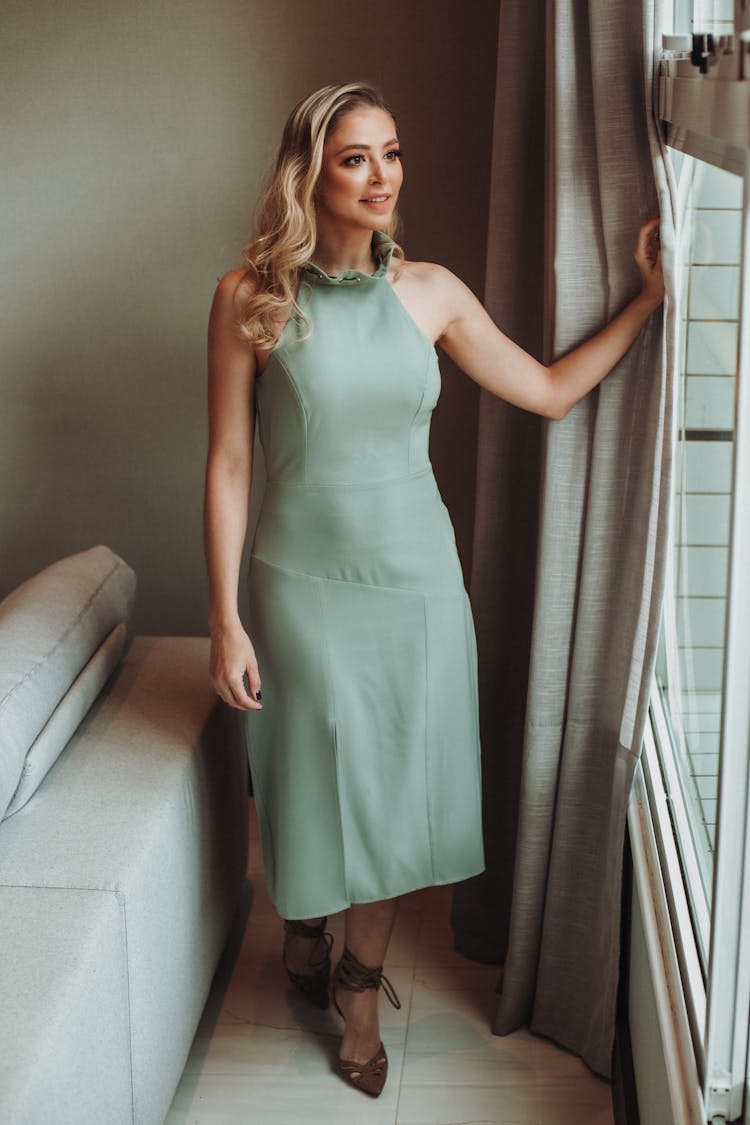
[{"x1": 453, "y1": 0, "x2": 676, "y2": 1080}]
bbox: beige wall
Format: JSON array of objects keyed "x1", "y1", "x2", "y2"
[{"x1": 1, "y1": 0, "x2": 498, "y2": 633}]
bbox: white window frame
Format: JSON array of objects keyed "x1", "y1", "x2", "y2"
[
  {"x1": 648, "y1": 68, "x2": 750, "y2": 1123},
  {"x1": 701, "y1": 149, "x2": 750, "y2": 1125}
]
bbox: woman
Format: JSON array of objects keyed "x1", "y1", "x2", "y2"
[{"x1": 204, "y1": 81, "x2": 664, "y2": 1098}]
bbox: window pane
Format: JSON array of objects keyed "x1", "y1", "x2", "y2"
[
  {"x1": 655, "y1": 154, "x2": 740, "y2": 955},
  {"x1": 692, "y1": 0, "x2": 734, "y2": 34}
]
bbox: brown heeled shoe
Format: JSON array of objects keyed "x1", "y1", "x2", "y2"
[
  {"x1": 330, "y1": 945, "x2": 402, "y2": 1097},
  {"x1": 282, "y1": 916, "x2": 334, "y2": 1010}
]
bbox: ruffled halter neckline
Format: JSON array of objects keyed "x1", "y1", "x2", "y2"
[{"x1": 301, "y1": 231, "x2": 395, "y2": 286}]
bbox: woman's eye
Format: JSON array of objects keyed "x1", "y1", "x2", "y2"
[{"x1": 343, "y1": 149, "x2": 402, "y2": 166}]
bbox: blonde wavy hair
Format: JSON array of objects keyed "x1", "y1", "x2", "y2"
[{"x1": 238, "y1": 82, "x2": 404, "y2": 348}]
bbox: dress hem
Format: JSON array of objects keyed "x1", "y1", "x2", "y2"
[{"x1": 266, "y1": 863, "x2": 487, "y2": 921}]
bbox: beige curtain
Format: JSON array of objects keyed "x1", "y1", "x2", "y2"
[{"x1": 452, "y1": 0, "x2": 675, "y2": 1080}]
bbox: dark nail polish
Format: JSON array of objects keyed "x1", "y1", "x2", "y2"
[{"x1": 255, "y1": 690, "x2": 262, "y2": 701}]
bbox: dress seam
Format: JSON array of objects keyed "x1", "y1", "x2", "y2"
[
  {"x1": 264, "y1": 466, "x2": 433, "y2": 491},
  {"x1": 422, "y1": 595, "x2": 436, "y2": 880},
  {"x1": 378, "y1": 281, "x2": 439, "y2": 477},
  {"x1": 314, "y1": 578, "x2": 350, "y2": 903},
  {"x1": 408, "y1": 347, "x2": 432, "y2": 475},
  {"x1": 264, "y1": 351, "x2": 310, "y2": 482},
  {"x1": 250, "y1": 552, "x2": 466, "y2": 598}
]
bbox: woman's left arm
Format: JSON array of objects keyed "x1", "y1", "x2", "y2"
[{"x1": 435, "y1": 216, "x2": 664, "y2": 420}]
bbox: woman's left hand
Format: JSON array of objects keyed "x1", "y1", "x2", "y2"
[{"x1": 634, "y1": 215, "x2": 664, "y2": 306}]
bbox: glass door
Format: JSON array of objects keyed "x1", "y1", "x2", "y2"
[
  {"x1": 652, "y1": 122, "x2": 750, "y2": 1121},
  {"x1": 654, "y1": 150, "x2": 742, "y2": 965}
]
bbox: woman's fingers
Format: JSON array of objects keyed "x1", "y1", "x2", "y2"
[
  {"x1": 635, "y1": 216, "x2": 661, "y2": 264},
  {"x1": 225, "y1": 664, "x2": 262, "y2": 710},
  {"x1": 221, "y1": 679, "x2": 261, "y2": 710},
  {"x1": 638, "y1": 215, "x2": 660, "y2": 238},
  {"x1": 245, "y1": 665, "x2": 262, "y2": 703}
]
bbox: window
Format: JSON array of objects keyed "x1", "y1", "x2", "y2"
[
  {"x1": 645, "y1": 8, "x2": 750, "y2": 1120},
  {"x1": 692, "y1": 0, "x2": 734, "y2": 35},
  {"x1": 675, "y1": 0, "x2": 735, "y2": 35},
  {"x1": 654, "y1": 154, "x2": 741, "y2": 956}
]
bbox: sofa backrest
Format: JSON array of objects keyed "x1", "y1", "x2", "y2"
[{"x1": 0, "y1": 546, "x2": 136, "y2": 820}]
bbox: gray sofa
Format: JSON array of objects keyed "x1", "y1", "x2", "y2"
[{"x1": 0, "y1": 546, "x2": 249, "y2": 1124}]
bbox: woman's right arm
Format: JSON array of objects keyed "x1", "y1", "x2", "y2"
[{"x1": 204, "y1": 269, "x2": 262, "y2": 711}]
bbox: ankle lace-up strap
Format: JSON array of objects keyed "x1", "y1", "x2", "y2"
[
  {"x1": 334, "y1": 946, "x2": 402, "y2": 1010},
  {"x1": 283, "y1": 917, "x2": 333, "y2": 971},
  {"x1": 284, "y1": 916, "x2": 329, "y2": 939}
]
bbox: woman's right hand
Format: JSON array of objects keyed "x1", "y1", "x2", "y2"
[
  {"x1": 209, "y1": 621, "x2": 263, "y2": 710},
  {"x1": 633, "y1": 215, "x2": 664, "y2": 307}
]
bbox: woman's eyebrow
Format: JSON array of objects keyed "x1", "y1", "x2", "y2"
[{"x1": 334, "y1": 137, "x2": 399, "y2": 155}]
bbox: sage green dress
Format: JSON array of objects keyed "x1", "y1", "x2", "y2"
[{"x1": 245, "y1": 231, "x2": 485, "y2": 919}]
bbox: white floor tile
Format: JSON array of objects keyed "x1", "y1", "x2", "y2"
[
  {"x1": 168, "y1": 1073, "x2": 401, "y2": 1124},
  {"x1": 535, "y1": 1082, "x2": 614, "y2": 1124},
  {"x1": 402, "y1": 966, "x2": 536, "y2": 1088},
  {"x1": 396, "y1": 1083, "x2": 539, "y2": 1124}
]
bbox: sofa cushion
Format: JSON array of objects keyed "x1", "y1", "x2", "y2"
[
  {"x1": 4, "y1": 623, "x2": 128, "y2": 818},
  {"x1": 0, "y1": 546, "x2": 136, "y2": 820}
]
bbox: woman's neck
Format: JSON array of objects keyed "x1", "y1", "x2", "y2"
[{"x1": 310, "y1": 226, "x2": 377, "y2": 276}]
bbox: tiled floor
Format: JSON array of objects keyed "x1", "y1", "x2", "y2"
[{"x1": 166, "y1": 801, "x2": 614, "y2": 1125}]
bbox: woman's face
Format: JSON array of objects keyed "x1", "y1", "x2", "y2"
[{"x1": 315, "y1": 106, "x2": 403, "y2": 232}]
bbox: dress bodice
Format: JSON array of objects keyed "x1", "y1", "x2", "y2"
[{"x1": 254, "y1": 231, "x2": 441, "y2": 486}]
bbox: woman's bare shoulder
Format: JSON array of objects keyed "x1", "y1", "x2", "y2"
[
  {"x1": 215, "y1": 265, "x2": 257, "y2": 309},
  {"x1": 391, "y1": 257, "x2": 459, "y2": 290}
]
